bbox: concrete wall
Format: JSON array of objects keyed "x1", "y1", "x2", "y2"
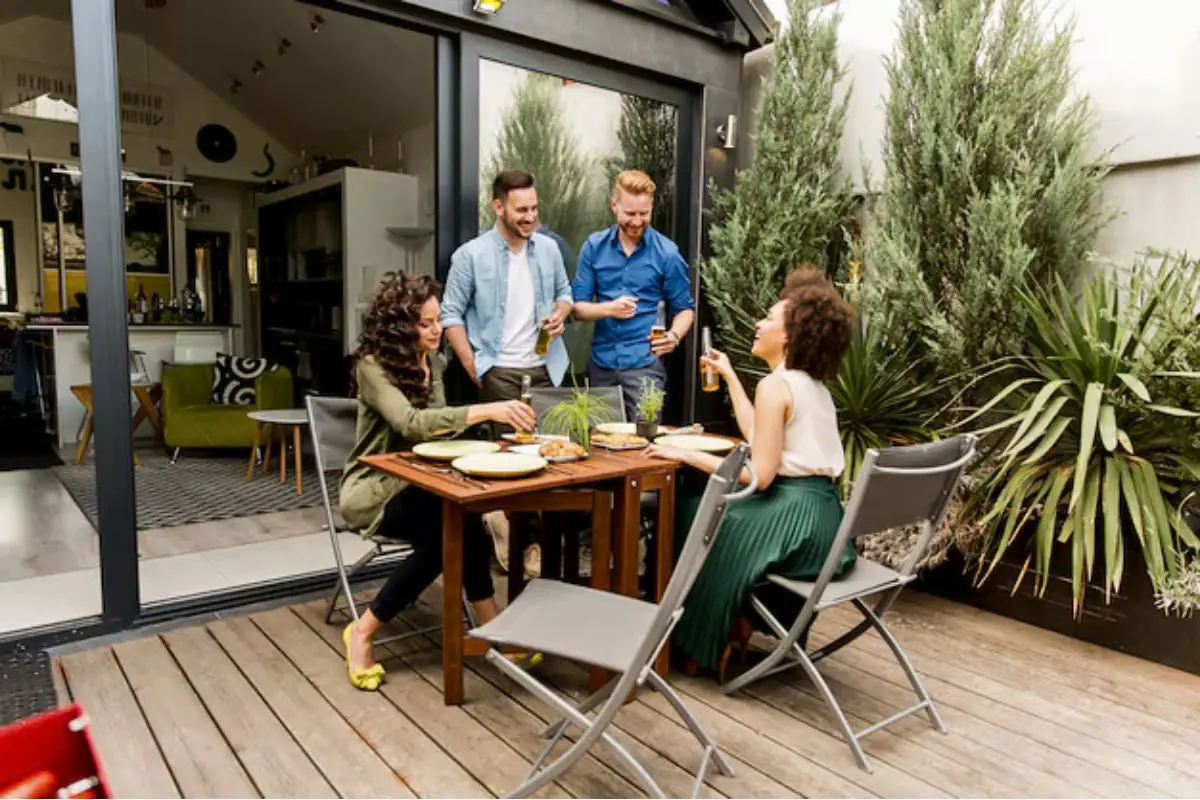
[{"x1": 741, "y1": 0, "x2": 1200, "y2": 268}]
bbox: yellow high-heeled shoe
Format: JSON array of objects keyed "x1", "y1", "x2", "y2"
[{"x1": 343, "y1": 623, "x2": 386, "y2": 691}]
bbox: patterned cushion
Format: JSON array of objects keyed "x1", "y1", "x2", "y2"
[{"x1": 211, "y1": 353, "x2": 272, "y2": 405}]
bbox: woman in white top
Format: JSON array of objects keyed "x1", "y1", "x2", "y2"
[{"x1": 646, "y1": 266, "x2": 855, "y2": 681}]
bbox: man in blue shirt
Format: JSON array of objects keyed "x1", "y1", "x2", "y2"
[
  {"x1": 572, "y1": 170, "x2": 695, "y2": 421},
  {"x1": 442, "y1": 170, "x2": 573, "y2": 401}
]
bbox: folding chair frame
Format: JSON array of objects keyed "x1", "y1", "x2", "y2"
[
  {"x1": 720, "y1": 435, "x2": 977, "y2": 773},
  {"x1": 476, "y1": 445, "x2": 757, "y2": 799},
  {"x1": 307, "y1": 396, "x2": 464, "y2": 648}
]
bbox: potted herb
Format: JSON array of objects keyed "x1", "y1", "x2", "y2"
[
  {"x1": 634, "y1": 376, "x2": 666, "y2": 440},
  {"x1": 541, "y1": 386, "x2": 616, "y2": 454}
]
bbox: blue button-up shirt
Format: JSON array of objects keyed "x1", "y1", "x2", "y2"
[
  {"x1": 572, "y1": 225, "x2": 695, "y2": 371},
  {"x1": 441, "y1": 228, "x2": 574, "y2": 385}
]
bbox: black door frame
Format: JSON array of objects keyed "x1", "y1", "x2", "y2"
[{"x1": 456, "y1": 33, "x2": 703, "y2": 420}]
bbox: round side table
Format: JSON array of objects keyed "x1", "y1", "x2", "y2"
[{"x1": 247, "y1": 408, "x2": 309, "y2": 495}]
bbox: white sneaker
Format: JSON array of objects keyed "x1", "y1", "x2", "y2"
[{"x1": 524, "y1": 543, "x2": 542, "y2": 580}]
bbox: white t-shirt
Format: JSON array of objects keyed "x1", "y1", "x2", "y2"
[{"x1": 495, "y1": 245, "x2": 543, "y2": 368}]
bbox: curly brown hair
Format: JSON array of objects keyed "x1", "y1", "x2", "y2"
[
  {"x1": 780, "y1": 265, "x2": 854, "y2": 381},
  {"x1": 352, "y1": 273, "x2": 443, "y2": 408}
]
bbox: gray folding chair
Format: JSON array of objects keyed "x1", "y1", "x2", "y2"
[
  {"x1": 471, "y1": 444, "x2": 755, "y2": 799},
  {"x1": 720, "y1": 434, "x2": 977, "y2": 772},
  {"x1": 306, "y1": 395, "x2": 456, "y2": 644},
  {"x1": 529, "y1": 385, "x2": 627, "y2": 427}
]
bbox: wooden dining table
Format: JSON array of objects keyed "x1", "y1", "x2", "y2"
[{"x1": 360, "y1": 446, "x2": 680, "y2": 705}]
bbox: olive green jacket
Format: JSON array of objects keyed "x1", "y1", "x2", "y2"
[{"x1": 339, "y1": 354, "x2": 470, "y2": 537}]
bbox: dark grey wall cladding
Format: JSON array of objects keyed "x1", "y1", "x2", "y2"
[{"x1": 341, "y1": 0, "x2": 745, "y2": 92}]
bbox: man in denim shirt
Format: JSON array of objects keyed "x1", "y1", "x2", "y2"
[
  {"x1": 573, "y1": 170, "x2": 695, "y2": 421},
  {"x1": 442, "y1": 170, "x2": 574, "y2": 402}
]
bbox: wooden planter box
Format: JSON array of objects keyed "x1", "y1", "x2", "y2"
[{"x1": 917, "y1": 543, "x2": 1200, "y2": 676}]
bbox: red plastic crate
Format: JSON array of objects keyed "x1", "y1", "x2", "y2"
[{"x1": 0, "y1": 704, "x2": 113, "y2": 798}]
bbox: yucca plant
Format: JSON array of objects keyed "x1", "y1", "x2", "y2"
[
  {"x1": 961, "y1": 254, "x2": 1200, "y2": 615},
  {"x1": 830, "y1": 320, "x2": 939, "y2": 499}
]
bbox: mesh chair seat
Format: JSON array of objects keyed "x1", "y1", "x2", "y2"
[
  {"x1": 472, "y1": 579, "x2": 659, "y2": 673},
  {"x1": 473, "y1": 444, "x2": 755, "y2": 799},
  {"x1": 766, "y1": 557, "x2": 914, "y2": 611}
]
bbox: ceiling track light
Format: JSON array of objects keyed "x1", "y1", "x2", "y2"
[
  {"x1": 230, "y1": 79, "x2": 242, "y2": 94},
  {"x1": 251, "y1": 60, "x2": 265, "y2": 76},
  {"x1": 310, "y1": 13, "x2": 324, "y2": 33},
  {"x1": 278, "y1": 37, "x2": 292, "y2": 56},
  {"x1": 473, "y1": 0, "x2": 505, "y2": 14}
]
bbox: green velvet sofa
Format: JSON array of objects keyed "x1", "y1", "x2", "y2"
[{"x1": 161, "y1": 363, "x2": 293, "y2": 459}]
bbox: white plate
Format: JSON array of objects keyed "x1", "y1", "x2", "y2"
[
  {"x1": 412, "y1": 440, "x2": 500, "y2": 461},
  {"x1": 509, "y1": 443, "x2": 585, "y2": 463},
  {"x1": 594, "y1": 422, "x2": 666, "y2": 436},
  {"x1": 653, "y1": 434, "x2": 736, "y2": 453},
  {"x1": 501, "y1": 432, "x2": 568, "y2": 443},
  {"x1": 452, "y1": 451, "x2": 548, "y2": 478}
]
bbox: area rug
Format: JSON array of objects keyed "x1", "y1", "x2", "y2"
[{"x1": 53, "y1": 452, "x2": 322, "y2": 531}]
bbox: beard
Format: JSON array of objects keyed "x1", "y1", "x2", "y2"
[{"x1": 499, "y1": 212, "x2": 535, "y2": 240}]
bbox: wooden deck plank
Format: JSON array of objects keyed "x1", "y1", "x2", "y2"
[
  {"x1": 161, "y1": 626, "x2": 336, "y2": 799},
  {"x1": 817, "y1": 604, "x2": 1198, "y2": 795},
  {"x1": 206, "y1": 616, "x2": 411, "y2": 799},
  {"x1": 807, "y1": 622, "x2": 1174, "y2": 797},
  {"x1": 905, "y1": 591, "x2": 1200, "y2": 713},
  {"x1": 111, "y1": 637, "x2": 260, "y2": 799},
  {"x1": 251, "y1": 607, "x2": 490, "y2": 799},
  {"x1": 666, "y1": 673, "x2": 941, "y2": 798},
  {"x1": 58, "y1": 647, "x2": 180, "y2": 799},
  {"x1": 292, "y1": 600, "x2": 560, "y2": 799},
  {"x1": 879, "y1": 595, "x2": 1200, "y2": 735},
  {"x1": 746, "y1": 676, "x2": 1065, "y2": 798},
  {"x1": 51, "y1": 658, "x2": 71, "y2": 707},
  {"x1": 790, "y1": 656, "x2": 1121, "y2": 798},
  {"x1": 396, "y1": 605, "x2": 725, "y2": 799},
  {"x1": 530, "y1": 654, "x2": 803, "y2": 798}
]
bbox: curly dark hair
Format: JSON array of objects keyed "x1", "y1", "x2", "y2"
[
  {"x1": 780, "y1": 265, "x2": 854, "y2": 381},
  {"x1": 351, "y1": 273, "x2": 443, "y2": 408}
]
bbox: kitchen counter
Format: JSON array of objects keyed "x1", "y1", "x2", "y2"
[{"x1": 25, "y1": 324, "x2": 236, "y2": 447}]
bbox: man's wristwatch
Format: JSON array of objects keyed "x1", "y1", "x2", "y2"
[{"x1": 666, "y1": 331, "x2": 680, "y2": 347}]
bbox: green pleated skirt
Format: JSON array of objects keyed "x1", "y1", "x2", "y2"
[{"x1": 672, "y1": 475, "x2": 855, "y2": 672}]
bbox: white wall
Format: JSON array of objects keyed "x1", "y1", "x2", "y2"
[
  {"x1": 744, "y1": 0, "x2": 1200, "y2": 267},
  {"x1": 0, "y1": 16, "x2": 293, "y2": 311}
]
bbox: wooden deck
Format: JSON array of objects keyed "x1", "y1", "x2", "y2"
[{"x1": 52, "y1": 588, "x2": 1200, "y2": 799}]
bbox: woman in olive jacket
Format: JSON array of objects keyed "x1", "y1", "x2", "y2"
[{"x1": 339, "y1": 274, "x2": 535, "y2": 690}]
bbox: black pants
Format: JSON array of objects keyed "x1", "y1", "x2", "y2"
[{"x1": 370, "y1": 487, "x2": 495, "y2": 623}]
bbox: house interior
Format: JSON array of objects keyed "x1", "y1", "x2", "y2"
[{"x1": 0, "y1": 0, "x2": 440, "y2": 634}]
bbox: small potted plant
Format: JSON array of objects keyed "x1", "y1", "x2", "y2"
[
  {"x1": 541, "y1": 385, "x2": 615, "y2": 454},
  {"x1": 634, "y1": 376, "x2": 666, "y2": 440}
]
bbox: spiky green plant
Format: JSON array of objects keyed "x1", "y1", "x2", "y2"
[
  {"x1": 959, "y1": 254, "x2": 1200, "y2": 615},
  {"x1": 701, "y1": 0, "x2": 854, "y2": 388},
  {"x1": 865, "y1": 0, "x2": 1112, "y2": 402},
  {"x1": 541, "y1": 386, "x2": 616, "y2": 453}
]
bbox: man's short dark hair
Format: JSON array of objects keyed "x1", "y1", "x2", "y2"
[{"x1": 492, "y1": 169, "x2": 535, "y2": 202}]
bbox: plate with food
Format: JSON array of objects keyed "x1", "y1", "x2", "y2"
[
  {"x1": 412, "y1": 440, "x2": 501, "y2": 462},
  {"x1": 594, "y1": 421, "x2": 667, "y2": 437},
  {"x1": 501, "y1": 431, "x2": 568, "y2": 444},
  {"x1": 591, "y1": 431, "x2": 650, "y2": 450},
  {"x1": 652, "y1": 434, "x2": 736, "y2": 453},
  {"x1": 538, "y1": 438, "x2": 588, "y2": 462},
  {"x1": 452, "y1": 451, "x2": 548, "y2": 478}
]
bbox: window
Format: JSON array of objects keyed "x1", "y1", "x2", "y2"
[{"x1": 0, "y1": 220, "x2": 16, "y2": 310}]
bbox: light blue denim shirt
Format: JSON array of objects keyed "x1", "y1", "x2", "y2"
[{"x1": 441, "y1": 228, "x2": 574, "y2": 385}]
